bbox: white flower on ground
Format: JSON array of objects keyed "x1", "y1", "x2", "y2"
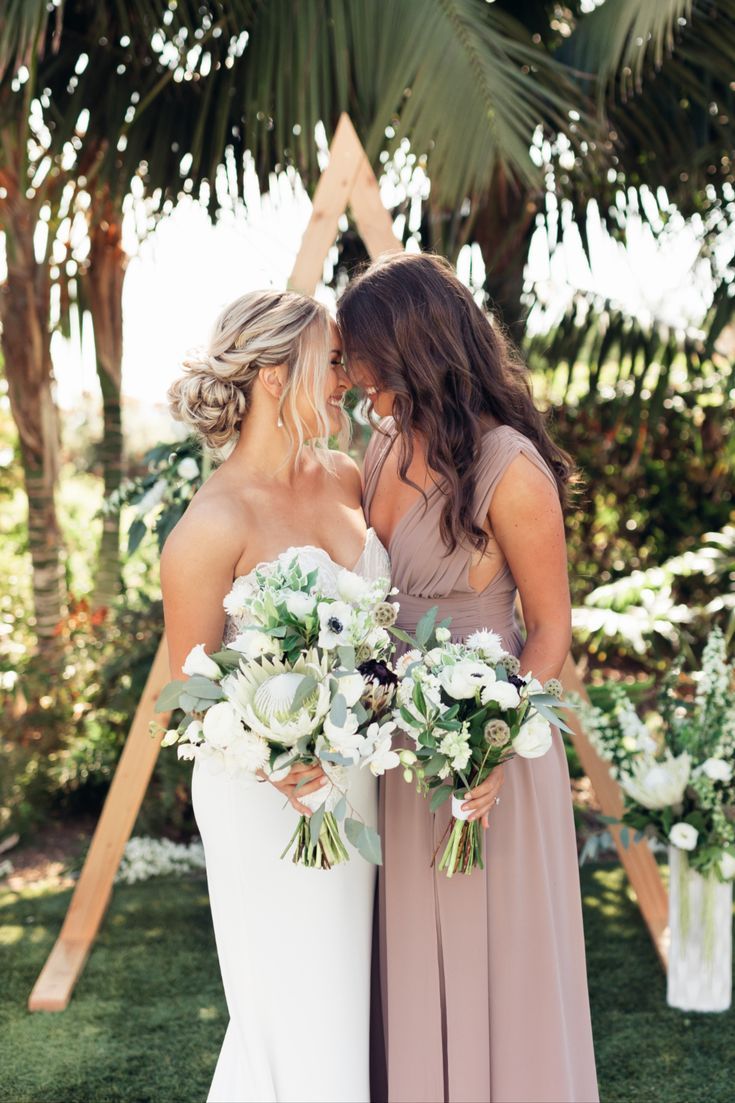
[
  {"x1": 395, "y1": 649, "x2": 422, "y2": 678},
  {"x1": 336, "y1": 569, "x2": 370, "y2": 603},
  {"x1": 202, "y1": 700, "x2": 246, "y2": 749},
  {"x1": 177, "y1": 457, "x2": 200, "y2": 481},
  {"x1": 466, "y1": 629, "x2": 505, "y2": 663},
  {"x1": 702, "y1": 757, "x2": 733, "y2": 783},
  {"x1": 481, "y1": 679, "x2": 521, "y2": 709},
  {"x1": 669, "y1": 822, "x2": 699, "y2": 851},
  {"x1": 621, "y1": 752, "x2": 691, "y2": 811},
  {"x1": 513, "y1": 713, "x2": 553, "y2": 759},
  {"x1": 284, "y1": 591, "x2": 316, "y2": 619},
  {"x1": 334, "y1": 671, "x2": 366, "y2": 707},
  {"x1": 318, "y1": 602, "x2": 355, "y2": 649},
  {"x1": 439, "y1": 729, "x2": 471, "y2": 771},
  {"x1": 229, "y1": 630, "x2": 281, "y2": 661},
  {"x1": 362, "y1": 721, "x2": 401, "y2": 776},
  {"x1": 435, "y1": 626, "x2": 451, "y2": 643},
  {"x1": 182, "y1": 643, "x2": 222, "y2": 681},
  {"x1": 719, "y1": 852, "x2": 735, "y2": 880},
  {"x1": 440, "y1": 661, "x2": 494, "y2": 701}
]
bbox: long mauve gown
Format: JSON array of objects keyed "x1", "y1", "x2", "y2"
[{"x1": 364, "y1": 421, "x2": 598, "y2": 1103}]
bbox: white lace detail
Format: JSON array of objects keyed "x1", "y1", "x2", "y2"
[{"x1": 222, "y1": 528, "x2": 391, "y2": 646}]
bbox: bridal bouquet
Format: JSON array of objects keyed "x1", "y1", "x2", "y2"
[
  {"x1": 577, "y1": 626, "x2": 735, "y2": 881},
  {"x1": 157, "y1": 556, "x2": 401, "y2": 868},
  {"x1": 391, "y1": 609, "x2": 573, "y2": 877}
]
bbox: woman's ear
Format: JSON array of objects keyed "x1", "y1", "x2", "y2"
[{"x1": 257, "y1": 363, "x2": 287, "y2": 400}]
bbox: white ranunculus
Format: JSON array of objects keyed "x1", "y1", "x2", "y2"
[
  {"x1": 513, "y1": 713, "x2": 553, "y2": 759},
  {"x1": 202, "y1": 700, "x2": 246, "y2": 750},
  {"x1": 702, "y1": 757, "x2": 733, "y2": 783},
  {"x1": 440, "y1": 661, "x2": 493, "y2": 701},
  {"x1": 719, "y1": 852, "x2": 735, "y2": 880},
  {"x1": 285, "y1": 591, "x2": 316, "y2": 618},
  {"x1": 481, "y1": 679, "x2": 521, "y2": 710},
  {"x1": 334, "y1": 671, "x2": 366, "y2": 707},
  {"x1": 182, "y1": 643, "x2": 222, "y2": 681},
  {"x1": 622, "y1": 752, "x2": 690, "y2": 811},
  {"x1": 669, "y1": 822, "x2": 699, "y2": 851},
  {"x1": 177, "y1": 457, "x2": 200, "y2": 481},
  {"x1": 336, "y1": 569, "x2": 370, "y2": 603},
  {"x1": 318, "y1": 601, "x2": 355, "y2": 649},
  {"x1": 229, "y1": 630, "x2": 281, "y2": 661},
  {"x1": 466, "y1": 628, "x2": 505, "y2": 664}
]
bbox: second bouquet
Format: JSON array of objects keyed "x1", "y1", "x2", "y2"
[
  {"x1": 392, "y1": 611, "x2": 574, "y2": 877},
  {"x1": 157, "y1": 555, "x2": 402, "y2": 868}
]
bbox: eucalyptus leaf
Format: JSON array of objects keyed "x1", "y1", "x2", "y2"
[
  {"x1": 330, "y1": 693, "x2": 347, "y2": 727},
  {"x1": 209, "y1": 650, "x2": 243, "y2": 669},
  {"x1": 415, "y1": 606, "x2": 438, "y2": 646},
  {"x1": 291, "y1": 675, "x2": 318, "y2": 712},
  {"x1": 320, "y1": 751, "x2": 356, "y2": 766},
  {"x1": 531, "y1": 700, "x2": 574, "y2": 734},
  {"x1": 309, "y1": 804, "x2": 326, "y2": 847},
  {"x1": 344, "y1": 817, "x2": 363, "y2": 849},
  {"x1": 155, "y1": 680, "x2": 186, "y2": 712},
  {"x1": 334, "y1": 795, "x2": 347, "y2": 821},
  {"x1": 337, "y1": 645, "x2": 356, "y2": 670},
  {"x1": 430, "y1": 786, "x2": 453, "y2": 812},
  {"x1": 178, "y1": 692, "x2": 202, "y2": 714},
  {"x1": 389, "y1": 626, "x2": 416, "y2": 646},
  {"x1": 357, "y1": 824, "x2": 383, "y2": 866},
  {"x1": 186, "y1": 675, "x2": 225, "y2": 700}
]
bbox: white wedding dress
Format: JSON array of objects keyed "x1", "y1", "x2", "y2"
[{"x1": 192, "y1": 528, "x2": 390, "y2": 1103}]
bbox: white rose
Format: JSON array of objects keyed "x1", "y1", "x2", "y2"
[
  {"x1": 334, "y1": 671, "x2": 366, "y2": 707},
  {"x1": 481, "y1": 680, "x2": 521, "y2": 710},
  {"x1": 669, "y1": 822, "x2": 699, "y2": 851},
  {"x1": 719, "y1": 852, "x2": 735, "y2": 880},
  {"x1": 182, "y1": 643, "x2": 222, "y2": 681},
  {"x1": 435, "y1": 626, "x2": 451, "y2": 643},
  {"x1": 702, "y1": 758, "x2": 733, "y2": 783},
  {"x1": 440, "y1": 661, "x2": 493, "y2": 701},
  {"x1": 285, "y1": 591, "x2": 316, "y2": 618},
  {"x1": 177, "y1": 457, "x2": 200, "y2": 481},
  {"x1": 202, "y1": 700, "x2": 246, "y2": 750},
  {"x1": 513, "y1": 713, "x2": 553, "y2": 759},
  {"x1": 336, "y1": 569, "x2": 370, "y2": 603},
  {"x1": 622, "y1": 752, "x2": 690, "y2": 811},
  {"x1": 229, "y1": 631, "x2": 280, "y2": 661}
]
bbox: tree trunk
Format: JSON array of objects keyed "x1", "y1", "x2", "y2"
[
  {"x1": 0, "y1": 194, "x2": 66, "y2": 652},
  {"x1": 84, "y1": 193, "x2": 127, "y2": 610}
]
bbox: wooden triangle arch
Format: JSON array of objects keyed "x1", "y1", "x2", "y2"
[{"x1": 28, "y1": 114, "x2": 668, "y2": 1013}]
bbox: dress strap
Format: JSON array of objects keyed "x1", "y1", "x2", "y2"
[{"x1": 474, "y1": 426, "x2": 558, "y2": 522}]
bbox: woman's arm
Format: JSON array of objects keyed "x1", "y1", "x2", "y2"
[{"x1": 460, "y1": 452, "x2": 571, "y2": 826}]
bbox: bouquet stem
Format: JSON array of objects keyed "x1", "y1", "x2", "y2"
[
  {"x1": 281, "y1": 812, "x2": 350, "y2": 869},
  {"x1": 437, "y1": 817, "x2": 485, "y2": 877}
]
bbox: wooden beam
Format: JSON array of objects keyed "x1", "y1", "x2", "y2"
[
  {"x1": 28, "y1": 637, "x2": 172, "y2": 1010},
  {"x1": 560, "y1": 655, "x2": 669, "y2": 968}
]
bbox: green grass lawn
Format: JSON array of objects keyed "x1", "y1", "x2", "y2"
[{"x1": 1, "y1": 865, "x2": 733, "y2": 1103}]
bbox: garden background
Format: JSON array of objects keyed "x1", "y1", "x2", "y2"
[{"x1": 1, "y1": 3, "x2": 734, "y2": 1101}]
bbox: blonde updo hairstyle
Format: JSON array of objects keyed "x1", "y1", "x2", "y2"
[{"x1": 168, "y1": 289, "x2": 346, "y2": 459}]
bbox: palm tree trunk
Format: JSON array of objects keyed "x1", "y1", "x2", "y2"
[
  {"x1": 0, "y1": 196, "x2": 66, "y2": 652},
  {"x1": 84, "y1": 193, "x2": 127, "y2": 610}
]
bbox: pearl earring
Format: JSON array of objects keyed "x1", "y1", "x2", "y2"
[{"x1": 276, "y1": 415, "x2": 284, "y2": 428}]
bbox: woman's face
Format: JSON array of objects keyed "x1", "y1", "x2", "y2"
[
  {"x1": 323, "y1": 322, "x2": 350, "y2": 434},
  {"x1": 345, "y1": 357, "x2": 395, "y2": 419}
]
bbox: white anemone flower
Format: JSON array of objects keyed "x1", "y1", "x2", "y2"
[
  {"x1": 622, "y1": 751, "x2": 691, "y2": 811},
  {"x1": 223, "y1": 652, "x2": 330, "y2": 747},
  {"x1": 440, "y1": 661, "x2": 493, "y2": 701},
  {"x1": 318, "y1": 602, "x2": 355, "y2": 649}
]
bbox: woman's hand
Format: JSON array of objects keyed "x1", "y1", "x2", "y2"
[
  {"x1": 461, "y1": 764, "x2": 506, "y2": 828},
  {"x1": 263, "y1": 762, "x2": 330, "y2": 816}
]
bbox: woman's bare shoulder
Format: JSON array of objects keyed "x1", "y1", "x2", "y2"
[
  {"x1": 160, "y1": 480, "x2": 251, "y2": 581},
  {"x1": 326, "y1": 448, "x2": 363, "y2": 502}
]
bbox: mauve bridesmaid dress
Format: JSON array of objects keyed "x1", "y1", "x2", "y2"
[{"x1": 364, "y1": 420, "x2": 598, "y2": 1103}]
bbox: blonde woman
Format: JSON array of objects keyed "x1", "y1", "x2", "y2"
[{"x1": 162, "y1": 290, "x2": 389, "y2": 1103}]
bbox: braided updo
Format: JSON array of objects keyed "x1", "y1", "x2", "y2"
[{"x1": 168, "y1": 289, "x2": 333, "y2": 452}]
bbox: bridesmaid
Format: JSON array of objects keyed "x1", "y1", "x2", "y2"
[{"x1": 338, "y1": 253, "x2": 598, "y2": 1103}]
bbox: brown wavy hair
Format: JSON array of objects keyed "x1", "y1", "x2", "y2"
[{"x1": 337, "y1": 251, "x2": 575, "y2": 555}]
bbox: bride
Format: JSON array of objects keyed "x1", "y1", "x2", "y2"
[{"x1": 161, "y1": 289, "x2": 388, "y2": 1103}]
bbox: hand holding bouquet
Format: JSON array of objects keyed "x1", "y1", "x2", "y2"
[
  {"x1": 392, "y1": 610, "x2": 574, "y2": 877},
  {"x1": 157, "y1": 556, "x2": 401, "y2": 868}
]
